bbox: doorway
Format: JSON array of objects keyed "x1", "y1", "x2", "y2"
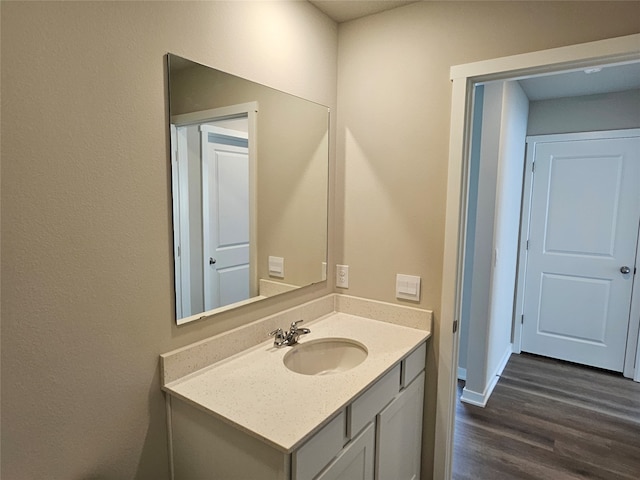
[
  {"x1": 458, "y1": 81, "x2": 640, "y2": 409},
  {"x1": 170, "y1": 102, "x2": 258, "y2": 323},
  {"x1": 436, "y1": 34, "x2": 640, "y2": 480}
]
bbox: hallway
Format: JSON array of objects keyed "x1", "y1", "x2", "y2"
[{"x1": 453, "y1": 353, "x2": 640, "y2": 479}]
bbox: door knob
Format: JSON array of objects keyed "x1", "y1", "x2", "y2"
[
  {"x1": 209, "y1": 257, "x2": 217, "y2": 265},
  {"x1": 620, "y1": 266, "x2": 631, "y2": 274}
]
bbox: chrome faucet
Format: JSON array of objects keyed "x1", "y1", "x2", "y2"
[{"x1": 269, "y1": 320, "x2": 311, "y2": 348}]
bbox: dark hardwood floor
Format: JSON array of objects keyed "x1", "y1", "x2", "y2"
[{"x1": 452, "y1": 353, "x2": 640, "y2": 479}]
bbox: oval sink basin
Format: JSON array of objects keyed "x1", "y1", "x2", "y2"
[{"x1": 283, "y1": 338, "x2": 368, "y2": 376}]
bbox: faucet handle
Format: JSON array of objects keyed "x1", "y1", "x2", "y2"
[
  {"x1": 290, "y1": 320, "x2": 304, "y2": 330},
  {"x1": 269, "y1": 328, "x2": 284, "y2": 337},
  {"x1": 269, "y1": 328, "x2": 286, "y2": 347}
]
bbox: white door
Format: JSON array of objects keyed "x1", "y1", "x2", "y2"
[
  {"x1": 522, "y1": 135, "x2": 640, "y2": 372},
  {"x1": 201, "y1": 126, "x2": 250, "y2": 310}
]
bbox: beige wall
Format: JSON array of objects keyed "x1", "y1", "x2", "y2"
[
  {"x1": 528, "y1": 88, "x2": 640, "y2": 135},
  {"x1": 170, "y1": 63, "x2": 329, "y2": 289},
  {"x1": 335, "y1": 2, "x2": 640, "y2": 477},
  {"x1": 3, "y1": 1, "x2": 640, "y2": 479},
  {"x1": 0, "y1": 2, "x2": 336, "y2": 478}
]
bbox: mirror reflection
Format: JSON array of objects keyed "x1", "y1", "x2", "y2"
[{"x1": 168, "y1": 54, "x2": 329, "y2": 324}]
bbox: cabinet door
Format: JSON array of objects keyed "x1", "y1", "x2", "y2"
[
  {"x1": 316, "y1": 422, "x2": 375, "y2": 480},
  {"x1": 293, "y1": 411, "x2": 346, "y2": 480},
  {"x1": 375, "y1": 371, "x2": 425, "y2": 480}
]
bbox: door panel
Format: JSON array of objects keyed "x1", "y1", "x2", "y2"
[
  {"x1": 543, "y1": 154, "x2": 623, "y2": 256},
  {"x1": 216, "y1": 150, "x2": 250, "y2": 246},
  {"x1": 522, "y1": 136, "x2": 640, "y2": 372},
  {"x1": 218, "y1": 264, "x2": 250, "y2": 307},
  {"x1": 203, "y1": 129, "x2": 250, "y2": 311},
  {"x1": 537, "y1": 273, "x2": 610, "y2": 343}
]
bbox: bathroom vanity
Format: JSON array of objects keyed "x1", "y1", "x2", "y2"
[
  {"x1": 161, "y1": 295, "x2": 431, "y2": 480},
  {"x1": 163, "y1": 55, "x2": 431, "y2": 480}
]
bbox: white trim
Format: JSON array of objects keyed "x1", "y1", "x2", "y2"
[
  {"x1": 628, "y1": 222, "x2": 640, "y2": 382},
  {"x1": 495, "y1": 346, "x2": 512, "y2": 379},
  {"x1": 460, "y1": 346, "x2": 511, "y2": 408},
  {"x1": 438, "y1": 33, "x2": 640, "y2": 480},
  {"x1": 434, "y1": 76, "x2": 471, "y2": 480},
  {"x1": 171, "y1": 102, "x2": 258, "y2": 127},
  {"x1": 248, "y1": 110, "x2": 258, "y2": 300},
  {"x1": 526, "y1": 128, "x2": 640, "y2": 144},
  {"x1": 450, "y1": 35, "x2": 640, "y2": 81},
  {"x1": 201, "y1": 128, "x2": 214, "y2": 310},
  {"x1": 172, "y1": 125, "x2": 192, "y2": 318},
  {"x1": 170, "y1": 124, "x2": 183, "y2": 320},
  {"x1": 512, "y1": 141, "x2": 535, "y2": 354},
  {"x1": 635, "y1": 321, "x2": 640, "y2": 382},
  {"x1": 200, "y1": 124, "x2": 249, "y2": 139},
  {"x1": 459, "y1": 386, "x2": 490, "y2": 408}
]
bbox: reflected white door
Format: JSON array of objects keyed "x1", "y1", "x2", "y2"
[
  {"x1": 201, "y1": 126, "x2": 250, "y2": 310},
  {"x1": 522, "y1": 136, "x2": 640, "y2": 372}
]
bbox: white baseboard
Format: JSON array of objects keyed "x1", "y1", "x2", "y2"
[
  {"x1": 457, "y1": 367, "x2": 467, "y2": 381},
  {"x1": 511, "y1": 340, "x2": 521, "y2": 354},
  {"x1": 460, "y1": 345, "x2": 512, "y2": 408},
  {"x1": 460, "y1": 384, "x2": 492, "y2": 407},
  {"x1": 495, "y1": 345, "x2": 512, "y2": 378}
]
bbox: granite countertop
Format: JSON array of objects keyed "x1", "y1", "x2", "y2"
[{"x1": 163, "y1": 312, "x2": 429, "y2": 453}]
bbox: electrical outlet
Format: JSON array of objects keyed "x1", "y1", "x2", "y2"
[{"x1": 336, "y1": 264, "x2": 349, "y2": 288}]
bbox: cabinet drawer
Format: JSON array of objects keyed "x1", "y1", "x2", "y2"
[
  {"x1": 401, "y1": 342, "x2": 426, "y2": 388},
  {"x1": 347, "y1": 364, "x2": 400, "y2": 438},
  {"x1": 292, "y1": 410, "x2": 346, "y2": 480}
]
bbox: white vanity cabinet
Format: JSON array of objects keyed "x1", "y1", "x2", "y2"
[
  {"x1": 376, "y1": 371, "x2": 425, "y2": 480},
  {"x1": 168, "y1": 341, "x2": 427, "y2": 480},
  {"x1": 315, "y1": 422, "x2": 376, "y2": 480}
]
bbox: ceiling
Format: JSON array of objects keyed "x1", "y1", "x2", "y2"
[
  {"x1": 518, "y1": 62, "x2": 640, "y2": 101},
  {"x1": 306, "y1": 1, "x2": 640, "y2": 101},
  {"x1": 308, "y1": 0, "x2": 419, "y2": 23}
]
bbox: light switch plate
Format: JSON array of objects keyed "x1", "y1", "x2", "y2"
[
  {"x1": 396, "y1": 274, "x2": 421, "y2": 301},
  {"x1": 269, "y1": 256, "x2": 284, "y2": 278},
  {"x1": 336, "y1": 264, "x2": 349, "y2": 288}
]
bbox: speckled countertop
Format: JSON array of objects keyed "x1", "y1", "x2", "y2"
[{"x1": 163, "y1": 312, "x2": 429, "y2": 453}]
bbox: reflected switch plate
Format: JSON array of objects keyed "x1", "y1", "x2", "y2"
[{"x1": 396, "y1": 274, "x2": 420, "y2": 301}]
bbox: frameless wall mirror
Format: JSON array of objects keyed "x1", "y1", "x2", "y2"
[{"x1": 167, "y1": 54, "x2": 329, "y2": 325}]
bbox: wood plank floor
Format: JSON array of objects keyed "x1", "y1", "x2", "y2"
[{"x1": 452, "y1": 353, "x2": 640, "y2": 479}]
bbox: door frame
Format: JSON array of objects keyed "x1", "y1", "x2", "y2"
[
  {"x1": 436, "y1": 33, "x2": 640, "y2": 480},
  {"x1": 171, "y1": 102, "x2": 258, "y2": 325},
  {"x1": 513, "y1": 129, "x2": 640, "y2": 379},
  {"x1": 170, "y1": 124, "x2": 188, "y2": 319}
]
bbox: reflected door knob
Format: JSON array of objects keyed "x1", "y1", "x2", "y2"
[{"x1": 620, "y1": 266, "x2": 631, "y2": 274}]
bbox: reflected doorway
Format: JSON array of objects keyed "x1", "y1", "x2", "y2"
[{"x1": 171, "y1": 107, "x2": 257, "y2": 319}]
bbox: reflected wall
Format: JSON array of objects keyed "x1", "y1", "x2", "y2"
[{"x1": 169, "y1": 55, "x2": 329, "y2": 322}]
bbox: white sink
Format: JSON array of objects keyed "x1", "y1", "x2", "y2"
[{"x1": 283, "y1": 338, "x2": 368, "y2": 376}]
